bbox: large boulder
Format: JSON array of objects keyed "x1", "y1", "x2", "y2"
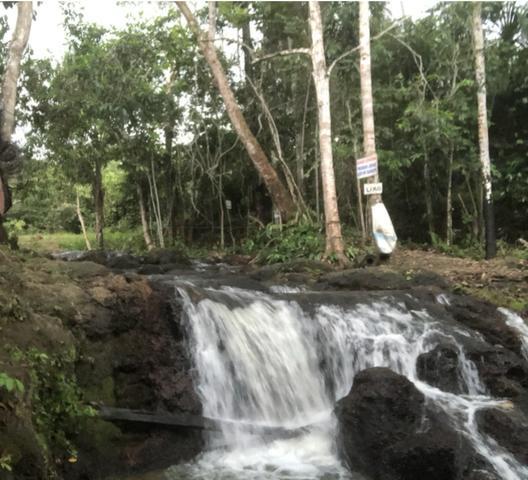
[
  {"x1": 416, "y1": 344, "x2": 464, "y2": 394},
  {"x1": 445, "y1": 295, "x2": 523, "y2": 355},
  {"x1": 143, "y1": 247, "x2": 191, "y2": 266},
  {"x1": 465, "y1": 343, "x2": 528, "y2": 411},
  {"x1": 335, "y1": 368, "x2": 494, "y2": 480},
  {"x1": 317, "y1": 268, "x2": 450, "y2": 292},
  {"x1": 64, "y1": 271, "x2": 204, "y2": 479},
  {"x1": 476, "y1": 406, "x2": 528, "y2": 466}
]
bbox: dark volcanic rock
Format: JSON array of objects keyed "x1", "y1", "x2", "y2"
[
  {"x1": 143, "y1": 247, "x2": 191, "y2": 266},
  {"x1": 137, "y1": 262, "x2": 188, "y2": 275},
  {"x1": 335, "y1": 367, "x2": 491, "y2": 480},
  {"x1": 466, "y1": 343, "x2": 528, "y2": 410},
  {"x1": 417, "y1": 344, "x2": 463, "y2": 394},
  {"x1": 70, "y1": 270, "x2": 203, "y2": 479},
  {"x1": 319, "y1": 268, "x2": 410, "y2": 291},
  {"x1": 446, "y1": 295, "x2": 523, "y2": 355},
  {"x1": 105, "y1": 253, "x2": 142, "y2": 270},
  {"x1": 317, "y1": 268, "x2": 450, "y2": 292},
  {"x1": 250, "y1": 259, "x2": 333, "y2": 282},
  {"x1": 476, "y1": 406, "x2": 528, "y2": 465}
]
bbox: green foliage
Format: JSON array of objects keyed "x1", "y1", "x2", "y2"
[
  {"x1": 10, "y1": 1, "x2": 528, "y2": 254},
  {"x1": 244, "y1": 222, "x2": 325, "y2": 264},
  {"x1": 0, "y1": 453, "x2": 12, "y2": 472},
  {"x1": 0, "y1": 372, "x2": 24, "y2": 394},
  {"x1": 11, "y1": 348, "x2": 95, "y2": 457}
]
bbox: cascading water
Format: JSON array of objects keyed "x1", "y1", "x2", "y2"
[{"x1": 166, "y1": 281, "x2": 528, "y2": 480}]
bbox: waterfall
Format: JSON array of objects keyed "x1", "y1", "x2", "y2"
[{"x1": 166, "y1": 283, "x2": 528, "y2": 480}]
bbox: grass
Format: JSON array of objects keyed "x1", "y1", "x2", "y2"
[{"x1": 18, "y1": 229, "x2": 147, "y2": 254}]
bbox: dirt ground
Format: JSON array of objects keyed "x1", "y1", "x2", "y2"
[{"x1": 389, "y1": 248, "x2": 528, "y2": 314}]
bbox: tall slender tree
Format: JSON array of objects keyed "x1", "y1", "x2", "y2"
[
  {"x1": 176, "y1": 1, "x2": 296, "y2": 221},
  {"x1": 472, "y1": 2, "x2": 496, "y2": 259},
  {"x1": 358, "y1": 0, "x2": 379, "y2": 239},
  {"x1": 0, "y1": 1, "x2": 33, "y2": 243},
  {"x1": 1, "y1": 1, "x2": 32, "y2": 141},
  {"x1": 308, "y1": 1, "x2": 347, "y2": 264}
]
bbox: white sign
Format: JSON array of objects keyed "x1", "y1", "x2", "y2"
[
  {"x1": 356, "y1": 154, "x2": 378, "y2": 179},
  {"x1": 225, "y1": 199, "x2": 232, "y2": 210},
  {"x1": 363, "y1": 182, "x2": 383, "y2": 195}
]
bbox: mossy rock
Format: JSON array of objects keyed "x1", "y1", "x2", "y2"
[
  {"x1": 143, "y1": 248, "x2": 191, "y2": 266},
  {"x1": 82, "y1": 376, "x2": 116, "y2": 406}
]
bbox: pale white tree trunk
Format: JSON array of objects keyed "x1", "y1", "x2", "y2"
[
  {"x1": 359, "y1": 1, "x2": 376, "y2": 162},
  {"x1": 137, "y1": 184, "x2": 154, "y2": 251},
  {"x1": 1, "y1": 1, "x2": 32, "y2": 141},
  {"x1": 76, "y1": 191, "x2": 92, "y2": 251},
  {"x1": 308, "y1": 1, "x2": 347, "y2": 264},
  {"x1": 208, "y1": 1, "x2": 216, "y2": 43},
  {"x1": 472, "y1": 2, "x2": 496, "y2": 259},
  {"x1": 359, "y1": 0, "x2": 380, "y2": 216}
]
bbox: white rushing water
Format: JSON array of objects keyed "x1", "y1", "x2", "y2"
[
  {"x1": 166, "y1": 285, "x2": 528, "y2": 480},
  {"x1": 499, "y1": 307, "x2": 528, "y2": 360}
]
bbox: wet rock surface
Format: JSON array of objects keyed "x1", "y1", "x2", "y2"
[
  {"x1": 476, "y1": 406, "x2": 528, "y2": 466},
  {"x1": 416, "y1": 344, "x2": 463, "y2": 394},
  {"x1": 68, "y1": 272, "x2": 202, "y2": 479},
  {"x1": 2, "y1": 251, "x2": 528, "y2": 479},
  {"x1": 335, "y1": 368, "x2": 496, "y2": 480}
]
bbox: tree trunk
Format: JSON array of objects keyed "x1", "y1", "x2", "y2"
[
  {"x1": 423, "y1": 141, "x2": 435, "y2": 242},
  {"x1": 359, "y1": 0, "x2": 381, "y2": 225},
  {"x1": 76, "y1": 191, "x2": 92, "y2": 251},
  {"x1": 472, "y1": 2, "x2": 496, "y2": 259},
  {"x1": 137, "y1": 183, "x2": 154, "y2": 251},
  {"x1": 347, "y1": 102, "x2": 367, "y2": 243},
  {"x1": 0, "y1": 1, "x2": 32, "y2": 244},
  {"x1": 359, "y1": 1, "x2": 376, "y2": 163},
  {"x1": 241, "y1": 7, "x2": 253, "y2": 82},
  {"x1": 147, "y1": 159, "x2": 165, "y2": 248},
  {"x1": 446, "y1": 143, "x2": 454, "y2": 245},
  {"x1": 176, "y1": 1, "x2": 296, "y2": 221},
  {"x1": 1, "y1": 1, "x2": 32, "y2": 141},
  {"x1": 352, "y1": 137, "x2": 367, "y2": 245},
  {"x1": 308, "y1": 1, "x2": 347, "y2": 264},
  {"x1": 93, "y1": 160, "x2": 105, "y2": 250},
  {"x1": 164, "y1": 70, "x2": 177, "y2": 245}
]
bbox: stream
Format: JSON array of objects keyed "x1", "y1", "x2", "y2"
[{"x1": 113, "y1": 263, "x2": 528, "y2": 480}]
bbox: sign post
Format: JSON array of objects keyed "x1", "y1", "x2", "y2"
[
  {"x1": 363, "y1": 182, "x2": 383, "y2": 196},
  {"x1": 356, "y1": 153, "x2": 378, "y2": 180}
]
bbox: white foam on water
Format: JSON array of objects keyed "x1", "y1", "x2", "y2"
[
  {"x1": 499, "y1": 307, "x2": 528, "y2": 360},
  {"x1": 168, "y1": 286, "x2": 528, "y2": 480}
]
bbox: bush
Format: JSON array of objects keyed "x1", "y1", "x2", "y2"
[
  {"x1": 11, "y1": 348, "x2": 95, "y2": 459},
  {"x1": 243, "y1": 221, "x2": 325, "y2": 263}
]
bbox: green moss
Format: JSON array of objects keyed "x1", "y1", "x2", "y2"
[
  {"x1": 466, "y1": 287, "x2": 528, "y2": 312},
  {"x1": 77, "y1": 418, "x2": 122, "y2": 456},
  {"x1": 83, "y1": 376, "x2": 115, "y2": 406}
]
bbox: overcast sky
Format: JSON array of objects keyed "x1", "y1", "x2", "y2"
[{"x1": 4, "y1": 1, "x2": 441, "y2": 61}]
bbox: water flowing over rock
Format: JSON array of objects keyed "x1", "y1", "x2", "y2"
[
  {"x1": 164, "y1": 273, "x2": 528, "y2": 480},
  {"x1": 416, "y1": 344, "x2": 464, "y2": 393},
  {"x1": 335, "y1": 367, "x2": 493, "y2": 480},
  {"x1": 13, "y1": 253, "x2": 528, "y2": 480}
]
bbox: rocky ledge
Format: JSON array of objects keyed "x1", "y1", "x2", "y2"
[
  {"x1": 0, "y1": 250, "x2": 202, "y2": 480},
  {"x1": 335, "y1": 368, "x2": 499, "y2": 480}
]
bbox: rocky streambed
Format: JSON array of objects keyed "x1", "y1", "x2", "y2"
[{"x1": 0, "y1": 248, "x2": 527, "y2": 480}]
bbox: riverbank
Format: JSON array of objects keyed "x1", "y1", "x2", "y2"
[{"x1": 0, "y1": 244, "x2": 526, "y2": 479}]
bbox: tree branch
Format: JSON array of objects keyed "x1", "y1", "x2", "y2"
[
  {"x1": 328, "y1": 21, "x2": 400, "y2": 76},
  {"x1": 252, "y1": 48, "x2": 310, "y2": 65}
]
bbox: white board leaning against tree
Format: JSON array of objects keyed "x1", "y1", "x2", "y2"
[{"x1": 355, "y1": 154, "x2": 397, "y2": 256}]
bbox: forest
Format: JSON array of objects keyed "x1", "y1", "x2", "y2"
[
  {"x1": 2, "y1": 3, "x2": 528, "y2": 480},
  {"x1": 0, "y1": 1, "x2": 525, "y2": 264}
]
